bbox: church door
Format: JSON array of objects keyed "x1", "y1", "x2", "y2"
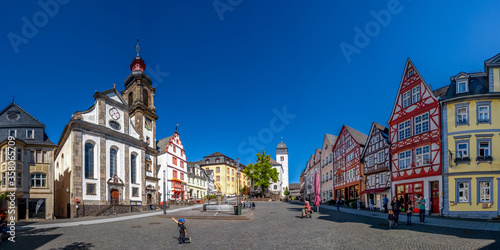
[{"x1": 111, "y1": 189, "x2": 119, "y2": 204}]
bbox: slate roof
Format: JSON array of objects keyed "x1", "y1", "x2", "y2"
[
  {"x1": 289, "y1": 183, "x2": 300, "y2": 190},
  {"x1": 345, "y1": 125, "x2": 368, "y2": 146},
  {"x1": 277, "y1": 142, "x2": 287, "y2": 148},
  {"x1": 440, "y1": 74, "x2": 489, "y2": 101},
  {"x1": 485, "y1": 52, "x2": 500, "y2": 67},
  {"x1": 187, "y1": 160, "x2": 202, "y2": 167},
  {"x1": 0, "y1": 103, "x2": 44, "y2": 127},
  {"x1": 433, "y1": 85, "x2": 450, "y2": 98},
  {"x1": 156, "y1": 136, "x2": 173, "y2": 152},
  {"x1": 207, "y1": 152, "x2": 225, "y2": 157}
]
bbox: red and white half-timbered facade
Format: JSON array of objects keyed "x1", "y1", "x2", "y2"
[
  {"x1": 388, "y1": 59, "x2": 443, "y2": 214},
  {"x1": 333, "y1": 125, "x2": 367, "y2": 200},
  {"x1": 157, "y1": 132, "x2": 187, "y2": 202}
]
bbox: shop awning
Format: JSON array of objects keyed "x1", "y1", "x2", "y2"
[{"x1": 359, "y1": 187, "x2": 390, "y2": 195}]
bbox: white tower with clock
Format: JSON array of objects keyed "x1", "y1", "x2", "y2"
[{"x1": 276, "y1": 141, "x2": 289, "y2": 193}]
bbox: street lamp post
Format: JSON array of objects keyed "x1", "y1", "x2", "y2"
[
  {"x1": 66, "y1": 187, "x2": 70, "y2": 218},
  {"x1": 163, "y1": 170, "x2": 167, "y2": 214},
  {"x1": 236, "y1": 158, "x2": 240, "y2": 215}
]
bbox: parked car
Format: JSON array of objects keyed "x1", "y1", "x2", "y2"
[{"x1": 228, "y1": 193, "x2": 236, "y2": 197}]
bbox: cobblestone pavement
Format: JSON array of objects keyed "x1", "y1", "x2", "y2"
[{"x1": 4, "y1": 202, "x2": 500, "y2": 249}]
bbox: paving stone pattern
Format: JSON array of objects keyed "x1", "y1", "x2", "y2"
[{"x1": 6, "y1": 202, "x2": 500, "y2": 249}]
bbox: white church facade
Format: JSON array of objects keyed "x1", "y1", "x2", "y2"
[{"x1": 54, "y1": 51, "x2": 160, "y2": 218}]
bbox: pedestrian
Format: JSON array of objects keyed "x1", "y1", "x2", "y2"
[
  {"x1": 382, "y1": 195, "x2": 389, "y2": 213},
  {"x1": 336, "y1": 197, "x2": 340, "y2": 211},
  {"x1": 171, "y1": 217, "x2": 188, "y2": 246},
  {"x1": 388, "y1": 210, "x2": 396, "y2": 229},
  {"x1": 357, "y1": 198, "x2": 361, "y2": 210},
  {"x1": 391, "y1": 196, "x2": 401, "y2": 226},
  {"x1": 369, "y1": 198, "x2": 374, "y2": 211},
  {"x1": 416, "y1": 195, "x2": 426, "y2": 223},
  {"x1": 406, "y1": 201, "x2": 413, "y2": 225},
  {"x1": 251, "y1": 201, "x2": 255, "y2": 210}
]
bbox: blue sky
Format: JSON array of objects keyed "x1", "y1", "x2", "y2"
[{"x1": 3, "y1": 0, "x2": 500, "y2": 184}]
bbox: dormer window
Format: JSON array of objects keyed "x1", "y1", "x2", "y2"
[{"x1": 457, "y1": 80, "x2": 468, "y2": 93}]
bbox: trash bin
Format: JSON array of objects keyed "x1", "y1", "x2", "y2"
[{"x1": 234, "y1": 205, "x2": 242, "y2": 215}]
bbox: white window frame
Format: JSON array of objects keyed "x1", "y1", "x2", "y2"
[
  {"x1": 479, "y1": 181, "x2": 491, "y2": 202},
  {"x1": 379, "y1": 173, "x2": 386, "y2": 184},
  {"x1": 478, "y1": 140, "x2": 491, "y2": 158},
  {"x1": 412, "y1": 86, "x2": 420, "y2": 103},
  {"x1": 403, "y1": 91, "x2": 411, "y2": 108},
  {"x1": 398, "y1": 120, "x2": 411, "y2": 141},
  {"x1": 478, "y1": 105, "x2": 490, "y2": 123},
  {"x1": 457, "y1": 107, "x2": 468, "y2": 125},
  {"x1": 377, "y1": 151, "x2": 384, "y2": 163},
  {"x1": 8, "y1": 130, "x2": 16, "y2": 137},
  {"x1": 456, "y1": 142, "x2": 469, "y2": 159},
  {"x1": 456, "y1": 80, "x2": 468, "y2": 93},
  {"x1": 367, "y1": 155, "x2": 374, "y2": 167},
  {"x1": 414, "y1": 113, "x2": 429, "y2": 135},
  {"x1": 457, "y1": 181, "x2": 469, "y2": 203},
  {"x1": 26, "y1": 129, "x2": 34, "y2": 139},
  {"x1": 415, "y1": 145, "x2": 430, "y2": 167},
  {"x1": 399, "y1": 150, "x2": 411, "y2": 170}
]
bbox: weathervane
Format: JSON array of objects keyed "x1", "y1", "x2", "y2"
[
  {"x1": 136, "y1": 34, "x2": 141, "y2": 57},
  {"x1": 12, "y1": 96, "x2": 15, "y2": 103},
  {"x1": 176, "y1": 123, "x2": 179, "y2": 132}
]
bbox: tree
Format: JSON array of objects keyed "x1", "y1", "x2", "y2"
[
  {"x1": 284, "y1": 187, "x2": 290, "y2": 196},
  {"x1": 244, "y1": 150, "x2": 279, "y2": 194}
]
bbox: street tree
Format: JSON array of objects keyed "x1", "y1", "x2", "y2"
[{"x1": 244, "y1": 150, "x2": 279, "y2": 194}]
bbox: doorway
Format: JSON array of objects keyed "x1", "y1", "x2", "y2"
[
  {"x1": 18, "y1": 199, "x2": 26, "y2": 220},
  {"x1": 430, "y1": 181, "x2": 439, "y2": 213},
  {"x1": 111, "y1": 189, "x2": 119, "y2": 204}
]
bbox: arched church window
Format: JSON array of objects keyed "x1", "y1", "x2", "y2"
[
  {"x1": 85, "y1": 142, "x2": 94, "y2": 179},
  {"x1": 131, "y1": 153, "x2": 137, "y2": 184},
  {"x1": 110, "y1": 148, "x2": 117, "y2": 177}
]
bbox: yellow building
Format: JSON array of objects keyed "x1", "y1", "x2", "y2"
[
  {"x1": 201, "y1": 152, "x2": 249, "y2": 196},
  {"x1": 442, "y1": 54, "x2": 500, "y2": 219}
]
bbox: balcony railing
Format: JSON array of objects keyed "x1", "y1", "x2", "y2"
[
  {"x1": 476, "y1": 156, "x2": 493, "y2": 163},
  {"x1": 454, "y1": 157, "x2": 470, "y2": 163}
]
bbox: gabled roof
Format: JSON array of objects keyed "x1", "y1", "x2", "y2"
[
  {"x1": 0, "y1": 102, "x2": 44, "y2": 127},
  {"x1": 388, "y1": 58, "x2": 438, "y2": 123},
  {"x1": 361, "y1": 122, "x2": 389, "y2": 158},
  {"x1": 100, "y1": 87, "x2": 127, "y2": 105},
  {"x1": 156, "y1": 136, "x2": 173, "y2": 152},
  {"x1": 485, "y1": 52, "x2": 500, "y2": 67},
  {"x1": 344, "y1": 125, "x2": 368, "y2": 146},
  {"x1": 270, "y1": 158, "x2": 281, "y2": 166},
  {"x1": 207, "y1": 152, "x2": 225, "y2": 157},
  {"x1": 326, "y1": 133, "x2": 338, "y2": 145},
  {"x1": 432, "y1": 85, "x2": 450, "y2": 98}
]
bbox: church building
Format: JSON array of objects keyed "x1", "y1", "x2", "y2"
[{"x1": 54, "y1": 46, "x2": 160, "y2": 218}]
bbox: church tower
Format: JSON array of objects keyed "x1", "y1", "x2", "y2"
[
  {"x1": 121, "y1": 38, "x2": 158, "y2": 149},
  {"x1": 276, "y1": 141, "x2": 289, "y2": 192}
]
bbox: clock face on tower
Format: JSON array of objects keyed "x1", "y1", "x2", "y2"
[{"x1": 109, "y1": 108, "x2": 120, "y2": 120}]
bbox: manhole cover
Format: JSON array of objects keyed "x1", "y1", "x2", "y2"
[
  {"x1": 149, "y1": 222, "x2": 161, "y2": 225},
  {"x1": 131, "y1": 226, "x2": 142, "y2": 228}
]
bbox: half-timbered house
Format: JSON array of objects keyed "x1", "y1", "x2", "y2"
[
  {"x1": 333, "y1": 125, "x2": 367, "y2": 202},
  {"x1": 388, "y1": 58, "x2": 446, "y2": 215},
  {"x1": 360, "y1": 122, "x2": 390, "y2": 210}
]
